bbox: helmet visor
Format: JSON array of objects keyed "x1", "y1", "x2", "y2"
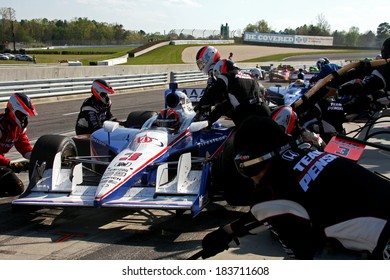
[
  {"x1": 157, "y1": 119, "x2": 176, "y2": 128},
  {"x1": 94, "y1": 90, "x2": 110, "y2": 105},
  {"x1": 15, "y1": 110, "x2": 28, "y2": 128},
  {"x1": 196, "y1": 59, "x2": 206, "y2": 71}
]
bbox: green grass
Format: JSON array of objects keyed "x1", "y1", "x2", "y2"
[
  {"x1": 125, "y1": 45, "x2": 191, "y2": 65},
  {"x1": 0, "y1": 44, "x2": 378, "y2": 65},
  {"x1": 121, "y1": 45, "x2": 378, "y2": 65},
  {"x1": 0, "y1": 46, "x2": 135, "y2": 65}
]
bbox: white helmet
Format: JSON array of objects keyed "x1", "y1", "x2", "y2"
[
  {"x1": 213, "y1": 59, "x2": 237, "y2": 78},
  {"x1": 316, "y1": 57, "x2": 330, "y2": 70},
  {"x1": 249, "y1": 68, "x2": 262, "y2": 80},
  {"x1": 271, "y1": 105, "x2": 297, "y2": 135},
  {"x1": 7, "y1": 93, "x2": 38, "y2": 128},
  {"x1": 293, "y1": 79, "x2": 305, "y2": 86},
  {"x1": 196, "y1": 46, "x2": 220, "y2": 74}
]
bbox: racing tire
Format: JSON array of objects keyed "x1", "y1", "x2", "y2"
[
  {"x1": 210, "y1": 131, "x2": 255, "y2": 206},
  {"x1": 28, "y1": 134, "x2": 78, "y2": 179},
  {"x1": 124, "y1": 111, "x2": 157, "y2": 128}
]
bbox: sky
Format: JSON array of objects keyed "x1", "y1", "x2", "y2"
[{"x1": 1, "y1": 0, "x2": 388, "y2": 36}]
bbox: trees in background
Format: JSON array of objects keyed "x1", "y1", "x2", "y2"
[
  {"x1": 1, "y1": 7, "x2": 389, "y2": 49},
  {"x1": 244, "y1": 14, "x2": 389, "y2": 48}
]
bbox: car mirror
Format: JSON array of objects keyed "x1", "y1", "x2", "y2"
[
  {"x1": 189, "y1": 120, "x2": 208, "y2": 132},
  {"x1": 103, "y1": 121, "x2": 119, "y2": 133}
]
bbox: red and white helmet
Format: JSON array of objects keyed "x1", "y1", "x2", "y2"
[
  {"x1": 196, "y1": 46, "x2": 220, "y2": 74},
  {"x1": 91, "y1": 79, "x2": 115, "y2": 105},
  {"x1": 213, "y1": 59, "x2": 237, "y2": 78},
  {"x1": 271, "y1": 105, "x2": 297, "y2": 135},
  {"x1": 7, "y1": 92, "x2": 38, "y2": 128},
  {"x1": 156, "y1": 108, "x2": 181, "y2": 132}
]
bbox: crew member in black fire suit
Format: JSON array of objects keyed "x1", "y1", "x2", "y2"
[
  {"x1": 75, "y1": 79, "x2": 116, "y2": 135},
  {"x1": 201, "y1": 116, "x2": 390, "y2": 260},
  {"x1": 327, "y1": 38, "x2": 390, "y2": 114},
  {"x1": 194, "y1": 59, "x2": 270, "y2": 127}
]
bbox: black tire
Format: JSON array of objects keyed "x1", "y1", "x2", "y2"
[
  {"x1": 72, "y1": 135, "x2": 91, "y2": 156},
  {"x1": 72, "y1": 135, "x2": 92, "y2": 170},
  {"x1": 210, "y1": 132, "x2": 255, "y2": 206},
  {"x1": 124, "y1": 111, "x2": 157, "y2": 128},
  {"x1": 29, "y1": 134, "x2": 77, "y2": 179}
]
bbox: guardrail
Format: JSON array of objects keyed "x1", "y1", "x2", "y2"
[
  {"x1": 170, "y1": 71, "x2": 208, "y2": 83},
  {"x1": 0, "y1": 72, "x2": 172, "y2": 102},
  {"x1": 0, "y1": 68, "x2": 268, "y2": 102}
]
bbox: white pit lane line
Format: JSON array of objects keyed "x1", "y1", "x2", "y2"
[{"x1": 63, "y1": 112, "x2": 79, "y2": 116}]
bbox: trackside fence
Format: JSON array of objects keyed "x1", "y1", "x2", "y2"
[{"x1": 0, "y1": 71, "x2": 207, "y2": 102}]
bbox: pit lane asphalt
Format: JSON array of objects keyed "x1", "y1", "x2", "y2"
[{"x1": 1, "y1": 80, "x2": 389, "y2": 260}]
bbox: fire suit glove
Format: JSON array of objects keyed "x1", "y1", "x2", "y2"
[
  {"x1": 201, "y1": 227, "x2": 239, "y2": 259},
  {"x1": 8, "y1": 161, "x2": 29, "y2": 173}
]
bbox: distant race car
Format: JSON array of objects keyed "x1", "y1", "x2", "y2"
[
  {"x1": 12, "y1": 84, "x2": 235, "y2": 217},
  {"x1": 268, "y1": 64, "x2": 295, "y2": 82},
  {"x1": 289, "y1": 67, "x2": 319, "y2": 82},
  {"x1": 266, "y1": 79, "x2": 312, "y2": 106}
]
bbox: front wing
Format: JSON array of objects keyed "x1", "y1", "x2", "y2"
[{"x1": 12, "y1": 152, "x2": 210, "y2": 217}]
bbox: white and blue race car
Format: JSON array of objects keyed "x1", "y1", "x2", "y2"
[{"x1": 12, "y1": 84, "x2": 235, "y2": 217}]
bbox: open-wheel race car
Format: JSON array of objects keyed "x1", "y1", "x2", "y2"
[
  {"x1": 12, "y1": 84, "x2": 235, "y2": 217},
  {"x1": 268, "y1": 64, "x2": 295, "y2": 82},
  {"x1": 266, "y1": 79, "x2": 312, "y2": 107},
  {"x1": 288, "y1": 67, "x2": 319, "y2": 82}
]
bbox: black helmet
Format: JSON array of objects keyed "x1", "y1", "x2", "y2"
[
  {"x1": 381, "y1": 37, "x2": 390, "y2": 59},
  {"x1": 233, "y1": 116, "x2": 290, "y2": 178}
]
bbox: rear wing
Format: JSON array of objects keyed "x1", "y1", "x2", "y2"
[
  {"x1": 164, "y1": 82, "x2": 205, "y2": 106},
  {"x1": 178, "y1": 88, "x2": 205, "y2": 105}
]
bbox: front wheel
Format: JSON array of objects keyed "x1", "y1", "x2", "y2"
[
  {"x1": 210, "y1": 132, "x2": 255, "y2": 206},
  {"x1": 28, "y1": 134, "x2": 77, "y2": 182}
]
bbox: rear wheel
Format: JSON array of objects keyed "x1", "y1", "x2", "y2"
[{"x1": 124, "y1": 111, "x2": 157, "y2": 128}]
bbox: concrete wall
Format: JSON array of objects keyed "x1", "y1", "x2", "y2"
[
  {"x1": 0, "y1": 64, "x2": 201, "y2": 81},
  {"x1": 0, "y1": 61, "x2": 319, "y2": 82}
]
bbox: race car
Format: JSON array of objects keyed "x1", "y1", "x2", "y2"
[
  {"x1": 12, "y1": 84, "x2": 235, "y2": 217},
  {"x1": 268, "y1": 64, "x2": 295, "y2": 82},
  {"x1": 266, "y1": 79, "x2": 312, "y2": 106},
  {"x1": 289, "y1": 67, "x2": 319, "y2": 82}
]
